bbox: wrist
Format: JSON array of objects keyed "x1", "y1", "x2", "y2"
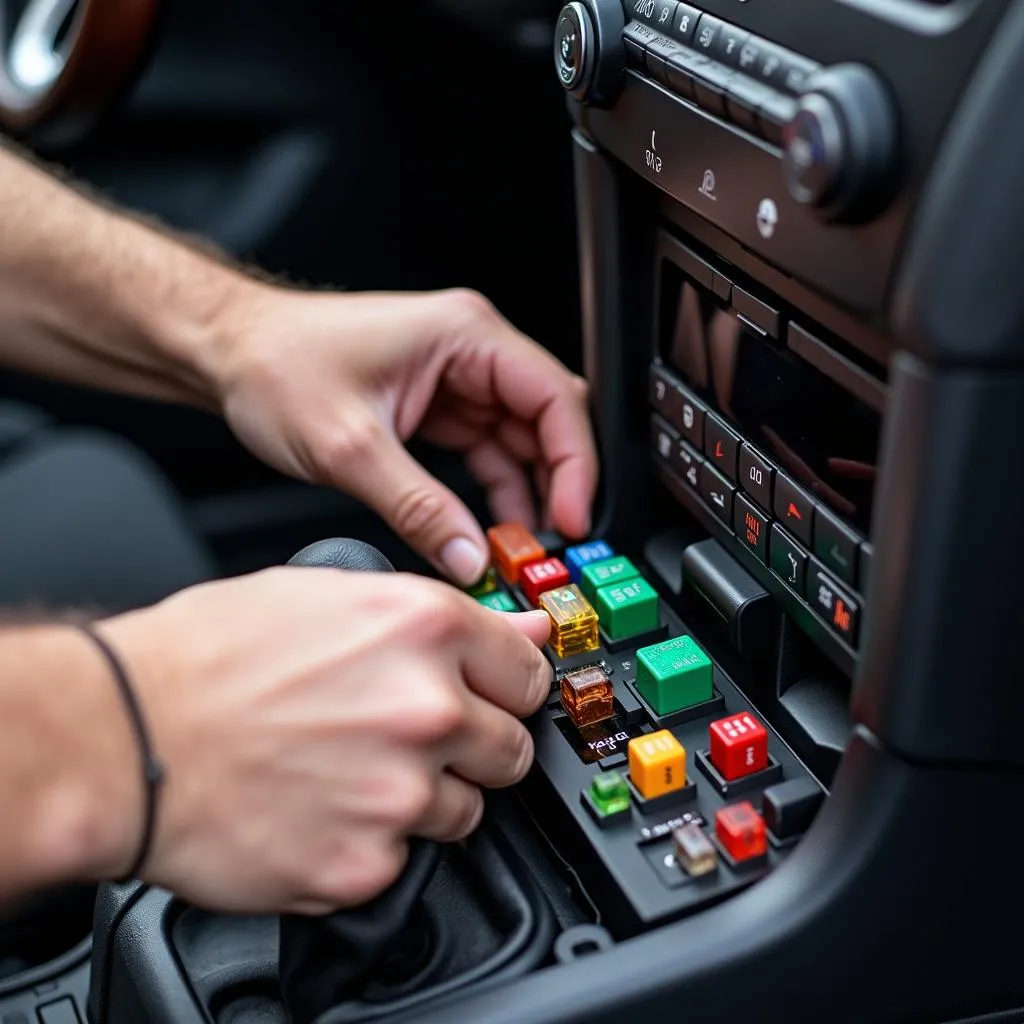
[{"x1": 15, "y1": 625, "x2": 142, "y2": 888}]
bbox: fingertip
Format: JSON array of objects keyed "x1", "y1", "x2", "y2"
[
  {"x1": 497, "y1": 608, "x2": 552, "y2": 647},
  {"x1": 439, "y1": 535, "x2": 489, "y2": 587}
]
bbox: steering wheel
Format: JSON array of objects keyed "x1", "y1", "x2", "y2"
[{"x1": 0, "y1": 0, "x2": 160, "y2": 145}]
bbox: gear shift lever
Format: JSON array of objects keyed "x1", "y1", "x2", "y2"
[{"x1": 279, "y1": 538, "x2": 443, "y2": 1024}]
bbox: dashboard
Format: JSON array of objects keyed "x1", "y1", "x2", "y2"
[{"x1": 6, "y1": 0, "x2": 1024, "y2": 1022}]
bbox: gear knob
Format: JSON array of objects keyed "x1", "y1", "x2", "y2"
[
  {"x1": 288, "y1": 538, "x2": 395, "y2": 573},
  {"x1": 280, "y1": 535, "x2": 441, "y2": 1023}
]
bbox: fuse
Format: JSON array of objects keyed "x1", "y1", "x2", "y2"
[
  {"x1": 628, "y1": 729, "x2": 687, "y2": 799},
  {"x1": 477, "y1": 591, "x2": 517, "y2": 612},
  {"x1": 466, "y1": 566, "x2": 498, "y2": 597},
  {"x1": 715, "y1": 801, "x2": 767, "y2": 862},
  {"x1": 564, "y1": 540, "x2": 614, "y2": 582},
  {"x1": 521, "y1": 557, "x2": 571, "y2": 606},
  {"x1": 486, "y1": 523, "x2": 546, "y2": 583},
  {"x1": 539, "y1": 584, "x2": 600, "y2": 658},
  {"x1": 561, "y1": 664, "x2": 615, "y2": 728},
  {"x1": 590, "y1": 772, "x2": 631, "y2": 817},
  {"x1": 673, "y1": 822, "x2": 718, "y2": 877},
  {"x1": 709, "y1": 712, "x2": 768, "y2": 781}
]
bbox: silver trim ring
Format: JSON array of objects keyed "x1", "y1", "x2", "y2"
[{"x1": 0, "y1": 0, "x2": 82, "y2": 111}]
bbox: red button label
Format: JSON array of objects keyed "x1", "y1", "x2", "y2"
[{"x1": 521, "y1": 557, "x2": 572, "y2": 606}]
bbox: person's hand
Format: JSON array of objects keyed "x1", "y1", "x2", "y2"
[
  {"x1": 209, "y1": 285, "x2": 598, "y2": 585},
  {"x1": 96, "y1": 568, "x2": 552, "y2": 914}
]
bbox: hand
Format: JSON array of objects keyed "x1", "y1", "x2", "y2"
[
  {"x1": 98, "y1": 569, "x2": 552, "y2": 914},
  {"x1": 212, "y1": 285, "x2": 598, "y2": 585}
]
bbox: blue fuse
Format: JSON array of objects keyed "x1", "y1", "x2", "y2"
[{"x1": 564, "y1": 540, "x2": 615, "y2": 583}]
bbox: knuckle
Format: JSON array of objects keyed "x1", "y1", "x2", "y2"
[
  {"x1": 324, "y1": 413, "x2": 383, "y2": 470},
  {"x1": 392, "y1": 486, "x2": 447, "y2": 542},
  {"x1": 510, "y1": 727, "x2": 535, "y2": 784},
  {"x1": 381, "y1": 770, "x2": 435, "y2": 826},
  {"x1": 443, "y1": 287, "x2": 495, "y2": 324},
  {"x1": 451, "y1": 788, "x2": 485, "y2": 840},
  {"x1": 411, "y1": 683, "x2": 465, "y2": 741},
  {"x1": 319, "y1": 844, "x2": 407, "y2": 906},
  {"x1": 403, "y1": 585, "x2": 468, "y2": 644}
]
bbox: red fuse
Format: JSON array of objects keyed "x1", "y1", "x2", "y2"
[
  {"x1": 715, "y1": 801, "x2": 767, "y2": 861},
  {"x1": 521, "y1": 557, "x2": 571, "y2": 606},
  {"x1": 709, "y1": 712, "x2": 768, "y2": 781}
]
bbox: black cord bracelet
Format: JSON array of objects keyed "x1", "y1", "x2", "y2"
[{"x1": 74, "y1": 622, "x2": 165, "y2": 883}]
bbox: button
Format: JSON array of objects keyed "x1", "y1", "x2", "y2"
[
  {"x1": 758, "y1": 91, "x2": 799, "y2": 147},
  {"x1": 677, "y1": 388, "x2": 705, "y2": 447},
  {"x1": 746, "y1": 41, "x2": 793, "y2": 91},
  {"x1": 635, "y1": 635, "x2": 713, "y2": 715},
  {"x1": 773, "y1": 474, "x2": 814, "y2": 545},
  {"x1": 725, "y1": 76, "x2": 776, "y2": 134},
  {"x1": 770, "y1": 523, "x2": 808, "y2": 593},
  {"x1": 466, "y1": 566, "x2": 497, "y2": 597},
  {"x1": 596, "y1": 577, "x2": 660, "y2": 640},
  {"x1": 860, "y1": 541, "x2": 874, "y2": 593},
  {"x1": 675, "y1": 442, "x2": 703, "y2": 492},
  {"x1": 703, "y1": 415, "x2": 740, "y2": 479},
  {"x1": 487, "y1": 522, "x2": 546, "y2": 584},
  {"x1": 776, "y1": 50, "x2": 818, "y2": 96},
  {"x1": 589, "y1": 771, "x2": 631, "y2": 817},
  {"x1": 670, "y1": 2, "x2": 701, "y2": 44},
  {"x1": 37, "y1": 1002, "x2": 81, "y2": 1024},
  {"x1": 739, "y1": 444, "x2": 773, "y2": 509},
  {"x1": 561, "y1": 664, "x2": 616, "y2": 728},
  {"x1": 521, "y1": 556, "x2": 572, "y2": 606},
  {"x1": 632, "y1": 0, "x2": 679, "y2": 31},
  {"x1": 478, "y1": 590, "x2": 517, "y2": 612},
  {"x1": 713, "y1": 23, "x2": 750, "y2": 69},
  {"x1": 650, "y1": 364, "x2": 681, "y2": 423},
  {"x1": 806, "y1": 565, "x2": 860, "y2": 645},
  {"x1": 646, "y1": 34, "x2": 685, "y2": 84},
  {"x1": 622, "y1": 20, "x2": 659, "y2": 65},
  {"x1": 581, "y1": 554, "x2": 640, "y2": 605},
  {"x1": 709, "y1": 712, "x2": 768, "y2": 781},
  {"x1": 711, "y1": 271, "x2": 732, "y2": 301},
  {"x1": 735, "y1": 35, "x2": 770, "y2": 76},
  {"x1": 690, "y1": 62, "x2": 734, "y2": 118},
  {"x1": 564, "y1": 539, "x2": 615, "y2": 583},
  {"x1": 539, "y1": 584, "x2": 601, "y2": 658},
  {"x1": 715, "y1": 801, "x2": 767, "y2": 861},
  {"x1": 673, "y1": 822, "x2": 718, "y2": 876},
  {"x1": 732, "y1": 286, "x2": 780, "y2": 337},
  {"x1": 813, "y1": 506, "x2": 859, "y2": 586},
  {"x1": 762, "y1": 777, "x2": 824, "y2": 840},
  {"x1": 692, "y1": 13, "x2": 724, "y2": 55},
  {"x1": 628, "y1": 728, "x2": 687, "y2": 798},
  {"x1": 734, "y1": 494, "x2": 769, "y2": 562},
  {"x1": 664, "y1": 49, "x2": 711, "y2": 102},
  {"x1": 653, "y1": 414, "x2": 679, "y2": 465},
  {"x1": 699, "y1": 463, "x2": 735, "y2": 527}
]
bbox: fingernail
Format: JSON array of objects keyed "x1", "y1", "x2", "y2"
[{"x1": 440, "y1": 536, "x2": 488, "y2": 586}]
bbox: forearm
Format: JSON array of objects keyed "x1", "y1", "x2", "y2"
[
  {"x1": 0, "y1": 625, "x2": 136, "y2": 905},
  {"x1": 0, "y1": 142, "x2": 248, "y2": 409}
]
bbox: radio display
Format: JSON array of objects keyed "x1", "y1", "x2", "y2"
[{"x1": 660, "y1": 269, "x2": 881, "y2": 536}]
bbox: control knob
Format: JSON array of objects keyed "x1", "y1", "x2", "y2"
[
  {"x1": 781, "y1": 64, "x2": 900, "y2": 223},
  {"x1": 554, "y1": 0, "x2": 624, "y2": 107}
]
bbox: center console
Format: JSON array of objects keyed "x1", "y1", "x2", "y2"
[{"x1": 80, "y1": 0, "x2": 1024, "y2": 1021}]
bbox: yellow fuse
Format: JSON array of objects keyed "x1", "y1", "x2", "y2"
[
  {"x1": 539, "y1": 584, "x2": 600, "y2": 658},
  {"x1": 628, "y1": 729, "x2": 687, "y2": 799}
]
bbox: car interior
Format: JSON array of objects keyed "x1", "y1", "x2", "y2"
[{"x1": 1, "y1": 0, "x2": 1022, "y2": 1021}]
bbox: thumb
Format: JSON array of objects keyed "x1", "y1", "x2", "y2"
[
  {"x1": 341, "y1": 427, "x2": 490, "y2": 586},
  {"x1": 495, "y1": 609, "x2": 552, "y2": 648}
]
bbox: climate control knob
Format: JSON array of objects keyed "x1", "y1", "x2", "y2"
[
  {"x1": 554, "y1": 0, "x2": 624, "y2": 107},
  {"x1": 781, "y1": 64, "x2": 899, "y2": 223}
]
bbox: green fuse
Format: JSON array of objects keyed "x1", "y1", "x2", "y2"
[
  {"x1": 478, "y1": 590, "x2": 517, "y2": 612},
  {"x1": 590, "y1": 772, "x2": 631, "y2": 817},
  {"x1": 580, "y1": 555, "x2": 640, "y2": 605},
  {"x1": 635, "y1": 635, "x2": 713, "y2": 716},
  {"x1": 466, "y1": 566, "x2": 498, "y2": 597},
  {"x1": 595, "y1": 577, "x2": 660, "y2": 640}
]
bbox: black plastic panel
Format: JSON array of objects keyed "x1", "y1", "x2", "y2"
[{"x1": 853, "y1": 354, "x2": 1024, "y2": 766}]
